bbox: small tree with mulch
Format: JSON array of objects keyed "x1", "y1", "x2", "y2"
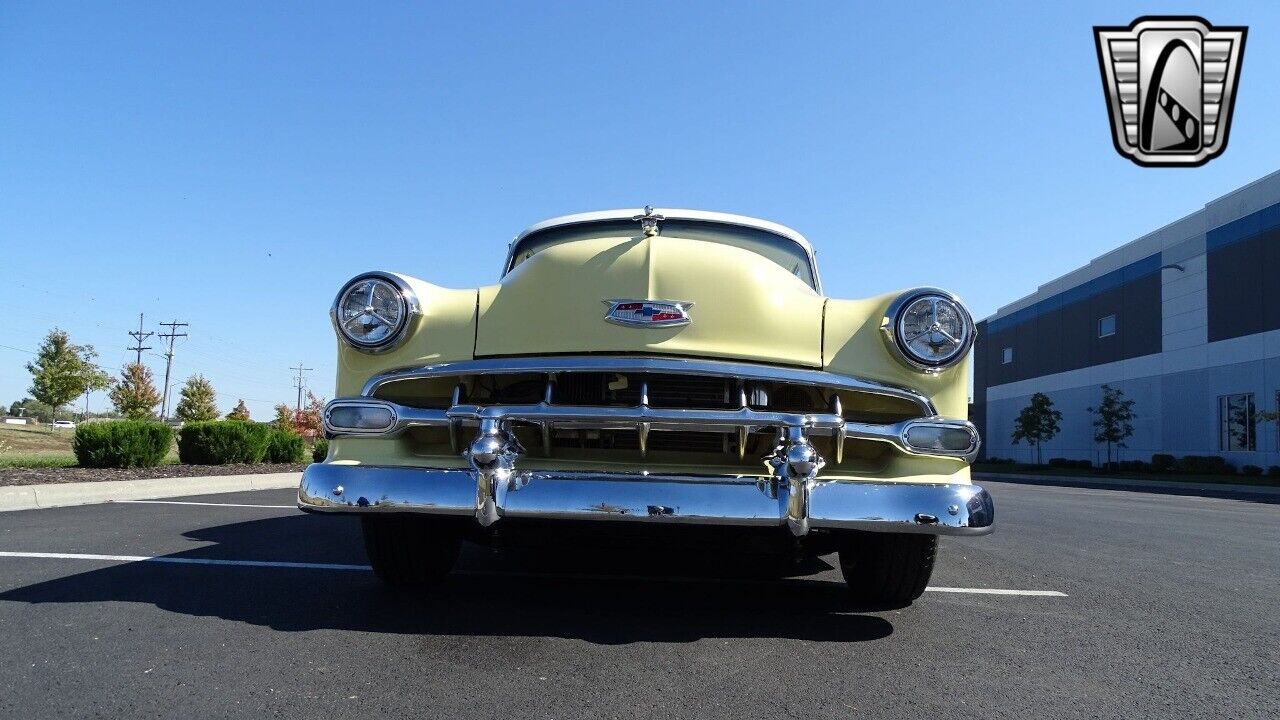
[
  {"x1": 1010, "y1": 392, "x2": 1062, "y2": 466},
  {"x1": 1088, "y1": 384, "x2": 1135, "y2": 468}
]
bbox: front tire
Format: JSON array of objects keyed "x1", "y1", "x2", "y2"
[
  {"x1": 837, "y1": 532, "x2": 937, "y2": 607},
  {"x1": 361, "y1": 516, "x2": 461, "y2": 589}
]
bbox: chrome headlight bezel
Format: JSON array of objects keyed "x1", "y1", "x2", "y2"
[
  {"x1": 880, "y1": 288, "x2": 975, "y2": 373},
  {"x1": 330, "y1": 272, "x2": 420, "y2": 353}
]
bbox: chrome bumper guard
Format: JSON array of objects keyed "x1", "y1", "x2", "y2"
[{"x1": 298, "y1": 463, "x2": 994, "y2": 537}]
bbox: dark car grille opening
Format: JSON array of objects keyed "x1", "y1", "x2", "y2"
[{"x1": 378, "y1": 365, "x2": 926, "y2": 466}]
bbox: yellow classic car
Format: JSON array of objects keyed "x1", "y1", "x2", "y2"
[{"x1": 300, "y1": 207, "x2": 992, "y2": 605}]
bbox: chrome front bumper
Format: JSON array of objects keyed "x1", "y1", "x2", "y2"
[
  {"x1": 309, "y1": 356, "x2": 991, "y2": 536},
  {"x1": 297, "y1": 463, "x2": 995, "y2": 537}
]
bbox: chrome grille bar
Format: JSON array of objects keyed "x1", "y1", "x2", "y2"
[
  {"x1": 322, "y1": 398, "x2": 979, "y2": 463},
  {"x1": 448, "y1": 403, "x2": 843, "y2": 431},
  {"x1": 361, "y1": 355, "x2": 937, "y2": 416}
]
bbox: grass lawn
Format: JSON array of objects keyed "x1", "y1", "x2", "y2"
[
  {"x1": 0, "y1": 424, "x2": 179, "y2": 468},
  {"x1": 0, "y1": 424, "x2": 75, "y2": 466},
  {"x1": 973, "y1": 462, "x2": 1280, "y2": 487}
]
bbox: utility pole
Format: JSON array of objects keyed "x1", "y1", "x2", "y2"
[
  {"x1": 127, "y1": 313, "x2": 154, "y2": 366},
  {"x1": 157, "y1": 320, "x2": 189, "y2": 420},
  {"x1": 291, "y1": 363, "x2": 314, "y2": 411}
]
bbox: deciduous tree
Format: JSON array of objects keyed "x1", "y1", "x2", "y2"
[
  {"x1": 227, "y1": 399, "x2": 251, "y2": 421},
  {"x1": 1010, "y1": 392, "x2": 1062, "y2": 465},
  {"x1": 295, "y1": 391, "x2": 325, "y2": 440},
  {"x1": 175, "y1": 375, "x2": 219, "y2": 423},
  {"x1": 1088, "y1": 384, "x2": 1136, "y2": 467},
  {"x1": 272, "y1": 393, "x2": 325, "y2": 439},
  {"x1": 25, "y1": 329, "x2": 110, "y2": 426},
  {"x1": 110, "y1": 363, "x2": 163, "y2": 420}
]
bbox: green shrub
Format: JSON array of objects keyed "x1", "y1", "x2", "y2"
[
  {"x1": 178, "y1": 421, "x2": 271, "y2": 465},
  {"x1": 1241, "y1": 464, "x2": 1263, "y2": 476},
  {"x1": 264, "y1": 429, "x2": 306, "y2": 463},
  {"x1": 1150, "y1": 454, "x2": 1177, "y2": 472},
  {"x1": 1048, "y1": 458, "x2": 1092, "y2": 469},
  {"x1": 312, "y1": 438, "x2": 329, "y2": 463},
  {"x1": 1117, "y1": 460, "x2": 1147, "y2": 472},
  {"x1": 1178, "y1": 455, "x2": 1233, "y2": 474},
  {"x1": 1268, "y1": 466, "x2": 1280, "y2": 478},
  {"x1": 73, "y1": 421, "x2": 173, "y2": 468}
]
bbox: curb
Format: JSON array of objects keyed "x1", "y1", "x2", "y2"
[
  {"x1": 0, "y1": 472, "x2": 301, "y2": 512},
  {"x1": 975, "y1": 472, "x2": 1280, "y2": 502}
]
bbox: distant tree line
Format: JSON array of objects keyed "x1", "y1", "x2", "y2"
[
  {"x1": 8, "y1": 327, "x2": 317, "y2": 429},
  {"x1": 1009, "y1": 385, "x2": 1136, "y2": 466}
]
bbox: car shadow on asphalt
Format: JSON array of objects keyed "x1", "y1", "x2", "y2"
[{"x1": 0, "y1": 513, "x2": 895, "y2": 645}]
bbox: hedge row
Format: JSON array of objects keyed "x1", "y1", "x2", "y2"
[
  {"x1": 72, "y1": 420, "x2": 314, "y2": 468},
  {"x1": 178, "y1": 421, "x2": 308, "y2": 465},
  {"x1": 985, "y1": 454, "x2": 1280, "y2": 478},
  {"x1": 73, "y1": 421, "x2": 173, "y2": 468}
]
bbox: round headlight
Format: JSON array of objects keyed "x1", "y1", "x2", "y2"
[
  {"x1": 882, "y1": 289, "x2": 975, "y2": 371},
  {"x1": 332, "y1": 273, "x2": 417, "y2": 352}
]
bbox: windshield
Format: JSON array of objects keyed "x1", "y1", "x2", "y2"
[{"x1": 506, "y1": 219, "x2": 818, "y2": 289}]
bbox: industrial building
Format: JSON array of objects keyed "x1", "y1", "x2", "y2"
[{"x1": 974, "y1": 169, "x2": 1280, "y2": 467}]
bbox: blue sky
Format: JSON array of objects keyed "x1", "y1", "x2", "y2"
[{"x1": 1, "y1": 1, "x2": 1277, "y2": 417}]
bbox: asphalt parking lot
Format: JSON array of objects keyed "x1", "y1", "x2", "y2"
[{"x1": 0, "y1": 480, "x2": 1276, "y2": 720}]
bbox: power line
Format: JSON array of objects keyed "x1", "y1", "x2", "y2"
[
  {"x1": 291, "y1": 362, "x2": 314, "y2": 412},
  {"x1": 157, "y1": 320, "x2": 189, "y2": 421},
  {"x1": 0, "y1": 343, "x2": 36, "y2": 355},
  {"x1": 126, "y1": 313, "x2": 154, "y2": 366}
]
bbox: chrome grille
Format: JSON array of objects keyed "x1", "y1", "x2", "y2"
[{"x1": 356, "y1": 356, "x2": 955, "y2": 463}]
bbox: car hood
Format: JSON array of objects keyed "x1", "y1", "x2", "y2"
[{"x1": 474, "y1": 235, "x2": 826, "y2": 367}]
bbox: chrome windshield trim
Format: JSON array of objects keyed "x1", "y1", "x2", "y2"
[{"x1": 360, "y1": 355, "x2": 936, "y2": 416}]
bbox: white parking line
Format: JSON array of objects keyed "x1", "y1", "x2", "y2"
[
  {"x1": 456, "y1": 568, "x2": 1068, "y2": 596},
  {"x1": 925, "y1": 586, "x2": 1068, "y2": 597},
  {"x1": 112, "y1": 500, "x2": 296, "y2": 509},
  {"x1": 0, "y1": 551, "x2": 368, "y2": 571},
  {"x1": 0, "y1": 551, "x2": 1068, "y2": 596}
]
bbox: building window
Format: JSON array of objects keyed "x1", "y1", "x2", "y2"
[
  {"x1": 1001, "y1": 347, "x2": 1013, "y2": 364},
  {"x1": 1218, "y1": 393, "x2": 1255, "y2": 451},
  {"x1": 1098, "y1": 314, "x2": 1116, "y2": 338}
]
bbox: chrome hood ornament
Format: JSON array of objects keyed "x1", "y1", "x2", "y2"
[
  {"x1": 602, "y1": 299, "x2": 693, "y2": 327},
  {"x1": 631, "y1": 205, "x2": 665, "y2": 237}
]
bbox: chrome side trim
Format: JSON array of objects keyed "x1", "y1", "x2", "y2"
[
  {"x1": 360, "y1": 355, "x2": 937, "y2": 417},
  {"x1": 297, "y1": 464, "x2": 995, "y2": 536}
]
